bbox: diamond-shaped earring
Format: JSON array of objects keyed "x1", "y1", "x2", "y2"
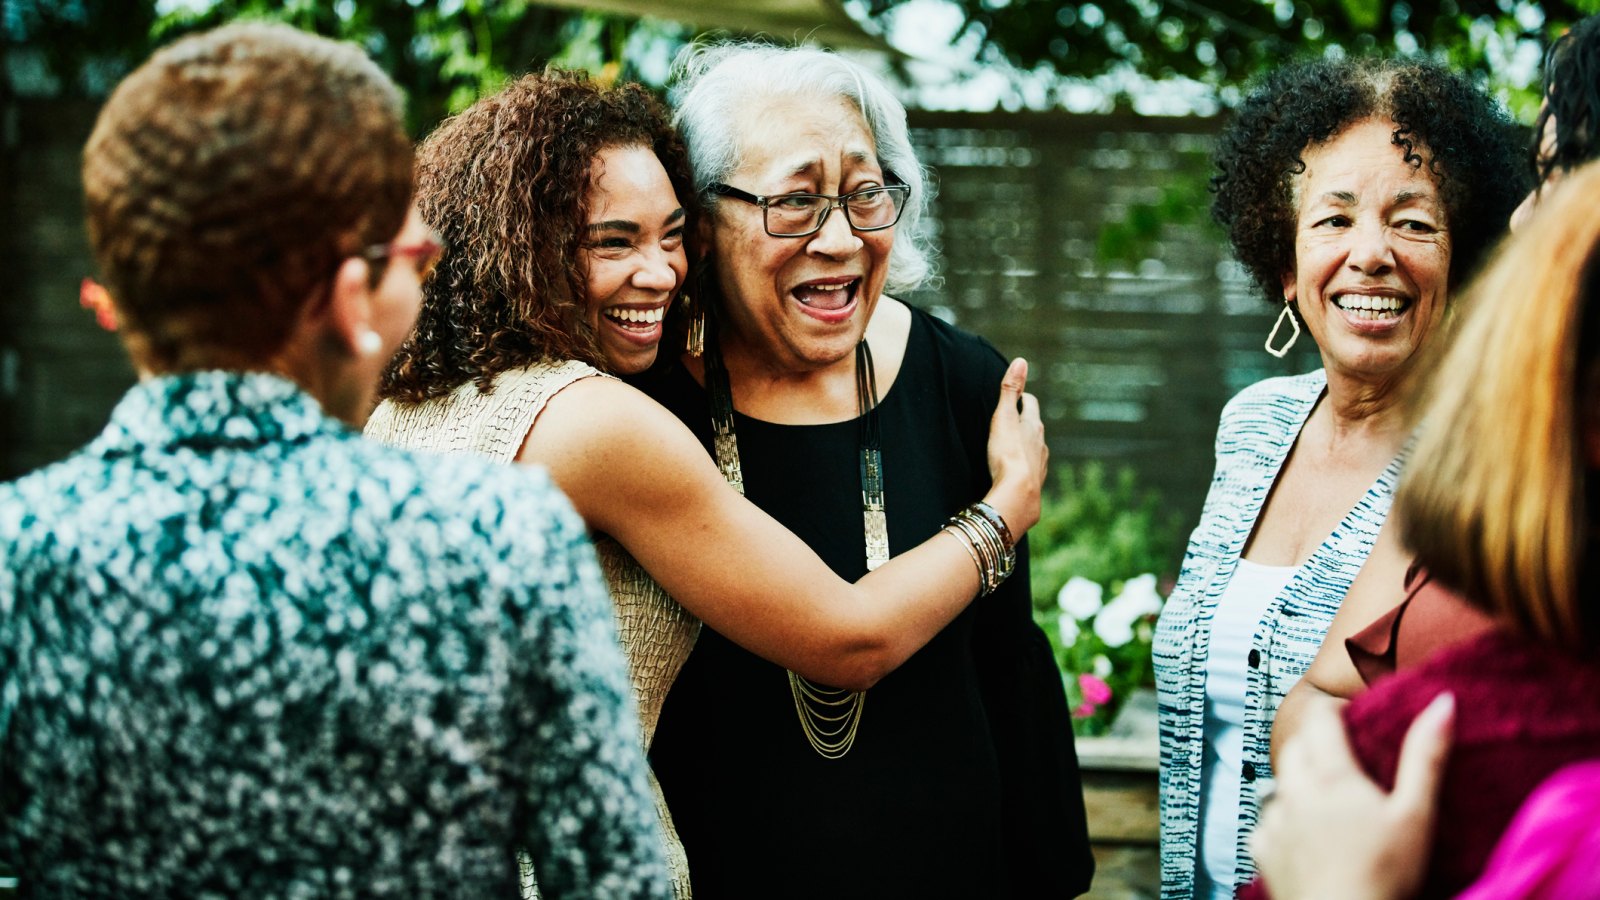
[{"x1": 1265, "y1": 301, "x2": 1301, "y2": 358}]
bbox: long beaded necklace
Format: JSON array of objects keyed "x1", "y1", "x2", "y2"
[{"x1": 704, "y1": 330, "x2": 885, "y2": 759}]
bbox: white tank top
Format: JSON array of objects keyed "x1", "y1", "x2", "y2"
[{"x1": 1196, "y1": 558, "x2": 1301, "y2": 899}]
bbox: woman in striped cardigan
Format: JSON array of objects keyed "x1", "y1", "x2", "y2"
[{"x1": 1151, "y1": 56, "x2": 1525, "y2": 899}]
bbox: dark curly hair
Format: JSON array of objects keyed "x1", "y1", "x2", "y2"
[
  {"x1": 380, "y1": 70, "x2": 695, "y2": 403},
  {"x1": 84, "y1": 22, "x2": 412, "y2": 373},
  {"x1": 1535, "y1": 15, "x2": 1600, "y2": 185},
  {"x1": 1211, "y1": 57, "x2": 1527, "y2": 306}
]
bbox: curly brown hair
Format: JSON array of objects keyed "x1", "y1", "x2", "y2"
[
  {"x1": 380, "y1": 70, "x2": 695, "y2": 403},
  {"x1": 1535, "y1": 15, "x2": 1600, "y2": 185},
  {"x1": 1211, "y1": 56, "x2": 1527, "y2": 306},
  {"x1": 82, "y1": 22, "x2": 413, "y2": 373}
]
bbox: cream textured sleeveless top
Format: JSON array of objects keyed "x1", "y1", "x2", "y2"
[{"x1": 366, "y1": 359, "x2": 699, "y2": 899}]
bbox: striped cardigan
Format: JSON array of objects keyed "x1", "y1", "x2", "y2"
[{"x1": 1152, "y1": 370, "x2": 1404, "y2": 899}]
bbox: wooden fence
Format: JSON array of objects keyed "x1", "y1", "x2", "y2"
[{"x1": 904, "y1": 110, "x2": 1321, "y2": 536}]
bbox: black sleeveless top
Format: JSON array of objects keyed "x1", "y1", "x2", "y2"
[{"x1": 631, "y1": 307, "x2": 1094, "y2": 899}]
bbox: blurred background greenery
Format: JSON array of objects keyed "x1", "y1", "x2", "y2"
[{"x1": 10, "y1": 0, "x2": 1600, "y2": 129}]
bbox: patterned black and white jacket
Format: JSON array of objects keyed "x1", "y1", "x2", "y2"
[
  {"x1": 0, "y1": 371, "x2": 671, "y2": 899},
  {"x1": 1153, "y1": 370, "x2": 1404, "y2": 899}
]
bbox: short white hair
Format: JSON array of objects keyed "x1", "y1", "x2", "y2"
[{"x1": 669, "y1": 40, "x2": 934, "y2": 293}]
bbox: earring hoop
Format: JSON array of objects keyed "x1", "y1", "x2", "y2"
[{"x1": 1264, "y1": 301, "x2": 1300, "y2": 358}]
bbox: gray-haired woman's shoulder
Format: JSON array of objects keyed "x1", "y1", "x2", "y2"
[{"x1": 905, "y1": 302, "x2": 1008, "y2": 373}]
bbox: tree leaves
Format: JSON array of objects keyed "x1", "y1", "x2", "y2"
[
  {"x1": 865, "y1": 0, "x2": 1592, "y2": 108},
  {"x1": 7, "y1": 0, "x2": 651, "y2": 136}
]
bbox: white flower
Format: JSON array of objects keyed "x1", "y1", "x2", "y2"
[
  {"x1": 1110, "y1": 573, "x2": 1164, "y2": 618},
  {"x1": 1093, "y1": 613, "x2": 1135, "y2": 647},
  {"x1": 1058, "y1": 615, "x2": 1080, "y2": 647},
  {"x1": 1056, "y1": 577, "x2": 1105, "y2": 619},
  {"x1": 1093, "y1": 573, "x2": 1165, "y2": 649},
  {"x1": 1092, "y1": 654, "x2": 1113, "y2": 678}
]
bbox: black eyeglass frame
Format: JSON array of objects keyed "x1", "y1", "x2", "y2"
[{"x1": 705, "y1": 177, "x2": 911, "y2": 238}]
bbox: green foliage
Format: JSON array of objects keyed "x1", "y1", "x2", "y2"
[
  {"x1": 862, "y1": 0, "x2": 1593, "y2": 107},
  {"x1": 1028, "y1": 462, "x2": 1181, "y2": 736},
  {"x1": 1028, "y1": 461, "x2": 1183, "y2": 615},
  {"x1": 13, "y1": 0, "x2": 1595, "y2": 130},
  {"x1": 5, "y1": 0, "x2": 681, "y2": 136},
  {"x1": 146, "y1": 0, "x2": 609, "y2": 133},
  {"x1": 5, "y1": 1, "x2": 161, "y2": 96},
  {"x1": 1096, "y1": 163, "x2": 1214, "y2": 265},
  {"x1": 1340, "y1": 0, "x2": 1384, "y2": 33}
]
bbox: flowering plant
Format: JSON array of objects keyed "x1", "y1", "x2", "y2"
[
  {"x1": 1028, "y1": 463, "x2": 1180, "y2": 736},
  {"x1": 1049, "y1": 574, "x2": 1165, "y2": 734}
]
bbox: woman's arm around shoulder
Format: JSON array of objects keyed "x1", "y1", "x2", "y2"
[{"x1": 520, "y1": 365, "x2": 1045, "y2": 691}]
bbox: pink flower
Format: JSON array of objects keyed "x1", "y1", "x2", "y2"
[
  {"x1": 1078, "y1": 673, "x2": 1113, "y2": 707},
  {"x1": 1072, "y1": 702, "x2": 1097, "y2": 719}
]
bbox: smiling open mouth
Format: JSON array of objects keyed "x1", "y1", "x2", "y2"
[
  {"x1": 793, "y1": 279, "x2": 859, "y2": 312},
  {"x1": 602, "y1": 306, "x2": 665, "y2": 331},
  {"x1": 1333, "y1": 294, "x2": 1410, "y2": 322}
]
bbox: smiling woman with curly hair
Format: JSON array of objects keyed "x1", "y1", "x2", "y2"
[
  {"x1": 381, "y1": 71, "x2": 696, "y2": 400},
  {"x1": 1153, "y1": 56, "x2": 1526, "y2": 900},
  {"x1": 1210, "y1": 58, "x2": 1527, "y2": 308},
  {"x1": 364, "y1": 68, "x2": 1053, "y2": 899}
]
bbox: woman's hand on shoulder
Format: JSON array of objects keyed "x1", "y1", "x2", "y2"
[
  {"x1": 1253, "y1": 693, "x2": 1453, "y2": 900},
  {"x1": 982, "y1": 357, "x2": 1047, "y2": 534}
]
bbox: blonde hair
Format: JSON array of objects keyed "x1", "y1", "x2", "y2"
[{"x1": 1399, "y1": 160, "x2": 1600, "y2": 652}]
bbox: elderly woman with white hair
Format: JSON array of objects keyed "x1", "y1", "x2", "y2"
[{"x1": 634, "y1": 42, "x2": 1094, "y2": 899}]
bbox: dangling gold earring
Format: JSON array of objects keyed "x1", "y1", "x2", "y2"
[
  {"x1": 684, "y1": 293, "x2": 706, "y2": 358},
  {"x1": 1265, "y1": 300, "x2": 1300, "y2": 358}
]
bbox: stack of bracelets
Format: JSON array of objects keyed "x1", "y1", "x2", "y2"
[{"x1": 944, "y1": 500, "x2": 1017, "y2": 596}]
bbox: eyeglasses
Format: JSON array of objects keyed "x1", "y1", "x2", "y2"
[
  {"x1": 707, "y1": 180, "x2": 911, "y2": 238},
  {"x1": 364, "y1": 231, "x2": 446, "y2": 279}
]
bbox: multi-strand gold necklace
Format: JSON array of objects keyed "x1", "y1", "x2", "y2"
[{"x1": 705, "y1": 332, "x2": 885, "y2": 759}]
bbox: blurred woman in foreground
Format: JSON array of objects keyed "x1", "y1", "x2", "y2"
[{"x1": 0, "y1": 23, "x2": 669, "y2": 898}]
